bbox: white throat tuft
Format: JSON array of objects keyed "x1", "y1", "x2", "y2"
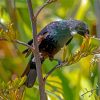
[{"x1": 71, "y1": 30, "x2": 77, "y2": 36}]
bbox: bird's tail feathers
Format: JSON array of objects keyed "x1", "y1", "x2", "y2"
[
  {"x1": 22, "y1": 56, "x2": 44, "y2": 88},
  {"x1": 24, "y1": 65, "x2": 37, "y2": 88},
  {"x1": 22, "y1": 57, "x2": 37, "y2": 88}
]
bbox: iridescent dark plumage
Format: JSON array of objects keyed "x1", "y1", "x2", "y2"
[{"x1": 22, "y1": 19, "x2": 89, "y2": 87}]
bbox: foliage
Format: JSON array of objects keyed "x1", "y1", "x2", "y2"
[
  {"x1": 0, "y1": 0, "x2": 100, "y2": 100},
  {"x1": 0, "y1": 76, "x2": 26, "y2": 100}
]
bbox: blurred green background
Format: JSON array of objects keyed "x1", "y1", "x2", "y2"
[{"x1": 0, "y1": 0, "x2": 99, "y2": 100}]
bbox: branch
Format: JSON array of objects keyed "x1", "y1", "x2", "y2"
[
  {"x1": 81, "y1": 88, "x2": 97, "y2": 97},
  {"x1": 26, "y1": 0, "x2": 47, "y2": 100},
  {"x1": 0, "y1": 38, "x2": 34, "y2": 52},
  {"x1": 44, "y1": 38, "x2": 100, "y2": 80},
  {"x1": 44, "y1": 63, "x2": 64, "y2": 81},
  {"x1": 35, "y1": 0, "x2": 57, "y2": 18},
  {"x1": 15, "y1": 40, "x2": 34, "y2": 52}
]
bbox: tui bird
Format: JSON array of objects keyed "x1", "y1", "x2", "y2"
[{"x1": 22, "y1": 19, "x2": 89, "y2": 88}]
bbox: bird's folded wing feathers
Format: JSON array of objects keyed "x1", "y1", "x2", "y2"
[{"x1": 22, "y1": 27, "x2": 48, "y2": 57}]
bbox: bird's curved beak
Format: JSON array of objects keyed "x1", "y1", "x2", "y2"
[{"x1": 84, "y1": 30, "x2": 89, "y2": 39}]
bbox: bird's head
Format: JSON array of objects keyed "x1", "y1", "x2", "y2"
[{"x1": 69, "y1": 20, "x2": 89, "y2": 38}]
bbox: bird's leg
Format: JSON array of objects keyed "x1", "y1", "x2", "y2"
[
  {"x1": 49, "y1": 57, "x2": 63, "y2": 66},
  {"x1": 54, "y1": 59, "x2": 62, "y2": 65},
  {"x1": 44, "y1": 58, "x2": 63, "y2": 81}
]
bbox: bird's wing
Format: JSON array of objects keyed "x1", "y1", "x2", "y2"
[{"x1": 22, "y1": 26, "x2": 48, "y2": 57}]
